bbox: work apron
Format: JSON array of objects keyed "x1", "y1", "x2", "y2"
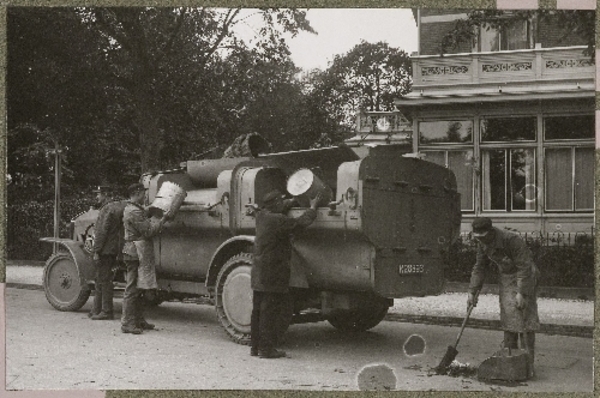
[
  {"x1": 133, "y1": 240, "x2": 158, "y2": 290},
  {"x1": 498, "y1": 271, "x2": 540, "y2": 332}
]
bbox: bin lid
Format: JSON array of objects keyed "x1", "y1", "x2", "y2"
[{"x1": 286, "y1": 168, "x2": 314, "y2": 196}]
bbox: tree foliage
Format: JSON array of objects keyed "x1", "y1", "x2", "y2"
[
  {"x1": 8, "y1": 7, "x2": 323, "y2": 190},
  {"x1": 309, "y1": 41, "x2": 412, "y2": 131}
]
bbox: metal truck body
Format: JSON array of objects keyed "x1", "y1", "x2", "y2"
[{"x1": 42, "y1": 144, "x2": 461, "y2": 343}]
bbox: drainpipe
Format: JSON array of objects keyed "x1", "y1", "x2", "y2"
[{"x1": 417, "y1": 8, "x2": 421, "y2": 55}]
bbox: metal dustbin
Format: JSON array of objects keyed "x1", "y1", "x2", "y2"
[{"x1": 477, "y1": 346, "x2": 531, "y2": 382}]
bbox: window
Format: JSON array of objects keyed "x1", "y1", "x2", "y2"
[
  {"x1": 481, "y1": 117, "x2": 536, "y2": 142},
  {"x1": 423, "y1": 150, "x2": 475, "y2": 211},
  {"x1": 482, "y1": 148, "x2": 536, "y2": 211},
  {"x1": 545, "y1": 115, "x2": 595, "y2": 140},
  {"x1": 545, "y1": 147, "x2": 594, "y2": 211},
  {"x1": 419, "y1": 120, "x2": 473, "y2": 144},
  {"x1": 544, "y1": 115, "x2": 594, "y2": 212},
  {"x1": 479, "y1": 19, "x2": 530, "y2": 52}
]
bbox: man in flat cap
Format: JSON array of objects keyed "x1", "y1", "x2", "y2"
[
  {"x1": 89, "y1": 185, "x2": 127, "y2": 320},
  {"x1": 250, "y1": 190, "x2": 322, "y2": 358},
  {"x1": 468, "y1": 217, "x2": 540, "y2": 377},
  {"x1": 121, "y1": 183, "x2": 168, "y2": 334}
]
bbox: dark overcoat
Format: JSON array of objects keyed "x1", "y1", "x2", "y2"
[
  {"x1": 251, "y1": 207, "x2": 317, "y2": 293},
  {"x1": 93, "y1": 200, "x2": 127, "y2": 256}
]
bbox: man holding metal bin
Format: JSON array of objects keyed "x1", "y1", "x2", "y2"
[
  {"x1": 250, "y1": 189, "x2": 322, "y2": 358},
  {"x1": 121, "y1": 183, "x2": 170, "y2": 334}
]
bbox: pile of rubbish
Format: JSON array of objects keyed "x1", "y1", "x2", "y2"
[{"x1": 433, "y1": 360, "x2": 478, "y2": 378}]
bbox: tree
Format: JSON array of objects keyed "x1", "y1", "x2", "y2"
[
  {"x1": 440, "y1": 10, "x2": 595, "y2": 57},
  {"x1": 9, "y1": 8, "x2": 318, "y2": 181},
  {"x1": 7, "y1": 8, "x2": 117, "y2": 191},
  {"x1": 310, "y1": 41, "x2": 412, "y2": 132},
  {"x1": 81, "y1": 7, "x2": 316, "y2": 172}
]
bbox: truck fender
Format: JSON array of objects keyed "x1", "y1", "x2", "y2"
[
  {"x1": 39, "y1": 238, "x2": 95, "y2": 286},
  {"x1": 204, "y1": 235, "x2": 310, "y2": 292},
  {"x1": 205, "y1": 235, "x2": 255, "y2": 291}
]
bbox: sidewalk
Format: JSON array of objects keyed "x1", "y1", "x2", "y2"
[{"x1": 4, "y1": 262, "x2": 594, "y2": 338}]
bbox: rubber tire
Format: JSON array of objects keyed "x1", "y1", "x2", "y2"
[
  {"x1": 214, "y1": 253, "x2": 294, "y2": 345},
  {"x1": 326, "y1": 305, "x2": 389, "y2": 332},
  {"x1": 215, "y1": 253, "x2": 255, "y2": 345},
  {"x1": 43, "y1": 252, "x2": 91, "y2": 311}
]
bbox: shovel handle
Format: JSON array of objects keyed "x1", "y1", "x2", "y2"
[{"x1": 454, "y1": 289, "x2": 481, "y2": 348}]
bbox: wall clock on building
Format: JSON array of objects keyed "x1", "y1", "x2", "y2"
[{"x1": 376, "y1": 117, "x2": 391, "y2": 132}]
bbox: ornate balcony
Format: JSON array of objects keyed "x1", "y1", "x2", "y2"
[
  {"x1": 399, "y1": 45, "x2": 595, "y2": 106},
  {"x1": 413, "y1": 45, "x2": 593, "y2": 85}
]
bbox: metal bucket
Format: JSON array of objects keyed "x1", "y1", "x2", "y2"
[
  {"x1": 477, "y1": 347, "x2": 530, "y2": 382},
  {"x1": 149, "y1": 181, "x2": 187, "y2": 218},
  {"x1": 286, "y1": 168, "x2": 332, "y2": 207}
]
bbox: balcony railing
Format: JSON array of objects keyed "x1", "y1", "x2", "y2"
[{"x1": 412, "y1": 45, "x2": 594, "y2": 87}]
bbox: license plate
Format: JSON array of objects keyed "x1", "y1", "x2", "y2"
[{"x1": 398, "y1": 264, "x2": 424, "y2": 275}]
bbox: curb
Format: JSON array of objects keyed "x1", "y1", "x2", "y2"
[
  {"x1": 6, "y1": 283, "x2": 43, "y2": 291},
  {"x1": 444, "y1": 282, "x2": 594, "y2": 301},
  {"x1": 384, "y1": 313, "x2": 593, "y2": 339},
  {"x1": 6, "y1": 283, "x2": 592, "y2": 339}
]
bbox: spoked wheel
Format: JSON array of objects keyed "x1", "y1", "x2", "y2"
[
  {"x1": 215, "y1": 253, "x2": 254, "y2": 345},
  {"x1": 43, "y1": 252, "x2": 91, "y2": 311},
  {"x1": 326, "y1": 304, "x2": 389, "y2": 332}
]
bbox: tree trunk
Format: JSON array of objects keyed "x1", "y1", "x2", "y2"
[{"x1": 131, "y1": 81, "x2": 163, "y2": 173}]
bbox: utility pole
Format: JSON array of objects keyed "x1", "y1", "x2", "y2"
[{"x1": 49, "y1": 140, "x2": 62, "y2": 254}]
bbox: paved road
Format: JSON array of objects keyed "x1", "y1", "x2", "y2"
[{"x1": 5, "y1": 287, "x2": 593, "y2": 392}]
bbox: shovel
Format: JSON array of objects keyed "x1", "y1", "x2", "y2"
[{"x1": 435, "y1": 289, "x2": 480, "y2": 373}]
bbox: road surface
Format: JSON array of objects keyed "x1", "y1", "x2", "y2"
[{"x1": 5, "y1": 287, "x2": 593, "y2": 392}]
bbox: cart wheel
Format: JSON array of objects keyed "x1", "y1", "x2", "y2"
[{"x1": 43, "y1": 252, "x2": 91, "y2": 311}]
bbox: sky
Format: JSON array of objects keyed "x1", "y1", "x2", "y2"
[{"x1": 234, "y1": 9, "x2": 419, "y2": 71}]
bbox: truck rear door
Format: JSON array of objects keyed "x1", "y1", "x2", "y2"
[{"x1": 360, "y1": 152, "x2": 461, "y2": 298}]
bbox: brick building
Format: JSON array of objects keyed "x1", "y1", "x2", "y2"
[{"x1": 354, "y1": 10, "x2": 595, "y2": 237}]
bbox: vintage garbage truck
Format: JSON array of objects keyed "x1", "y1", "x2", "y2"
[{"x1": 42, "y1": 144, "x2": 461, "y2": 344}]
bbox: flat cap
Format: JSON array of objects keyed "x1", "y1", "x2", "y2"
[
  {"x1": 92, "y1": 185, "x2": 111, "y2": 193},
  {"x1": 262, "y1": 190, "x2": 284, "y2": 206},
  {"x1": 127, "y1": 183, "x2": 145, "y2": 196},
  {"x1": 472, "y1": 217, "x2": 493, "y2": 237}
]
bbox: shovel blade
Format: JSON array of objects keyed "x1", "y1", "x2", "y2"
[{"x1": 436, "y1": 345, "x2": 459, "y2": 373}]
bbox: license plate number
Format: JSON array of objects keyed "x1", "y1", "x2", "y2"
[{"x1": 399, "y1": 264, "x2": 424, "y2": 274}]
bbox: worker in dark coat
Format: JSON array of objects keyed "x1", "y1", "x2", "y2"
[
  {"x1": 467, "y1": 217, "x2": 540, "y2": 377},
  {"x1": 121, "y1": 183, "x2": 168, "y2": 334},
  {"x1": 89, "y1": 185, "x2": 126, "y2": 320},
  {"x1": 250, "y1": 190, "x2": 322, "y2": 358}
]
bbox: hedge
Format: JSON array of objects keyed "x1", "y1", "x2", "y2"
[
  {"x1": 7, "y1": 193, "x2": 93, "y2": 261},
  {"x1": 444, "y1": 234, "x2": 595, "y2": 288}
]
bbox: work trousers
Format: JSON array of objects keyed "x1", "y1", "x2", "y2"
[
  {"x1": 92, "y1": 255, "x2": 115, "y2": 316},
  {"x1": 251, "y1": 291, "x2": 289, "y2": 353},
  {"x1": 121, "y1": 260, "x2": 146, "y2": 328},
  {"x1": 504, "y1": 331, "x2": 535, "y2": 361}
]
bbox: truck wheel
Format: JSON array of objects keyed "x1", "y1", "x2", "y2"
[
  {"x1": 326, "y1": 305, "x2": 389, "y2": 332},
  {"x1": 215, "y1": 253, "x2": 254, "y2": 345},
  {"x1": 43, "y1": 252, "x2": 91, "y2": 311}
]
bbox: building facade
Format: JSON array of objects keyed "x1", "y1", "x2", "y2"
[{"x1": 385, "y1": 10, "x2": 595, "y2": 237}]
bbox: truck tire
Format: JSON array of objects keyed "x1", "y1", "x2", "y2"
[
  {"x1": 215, "y1": 253, "x2": 296, "y2": 345},
  {"x1": 43, "y1": 252, "x2": 91, "y2": 311},
  {"x1": 326, "y1": 305, "x2": 389, "y2": 332},
  {"x1": 215, "y1": 253, "x2": 254, "y2": 345}
]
